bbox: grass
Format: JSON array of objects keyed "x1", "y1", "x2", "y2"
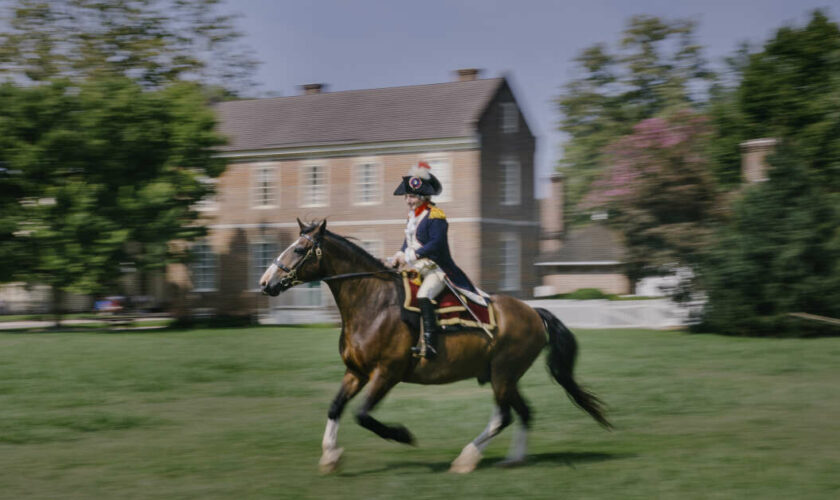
[{"x1": 0, "y1": 326, "x2": 838, "y2": 499}]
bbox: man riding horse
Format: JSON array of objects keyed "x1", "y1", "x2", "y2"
[{"x1": 389, "y1": 161, "x2": 480, "y2": 359}]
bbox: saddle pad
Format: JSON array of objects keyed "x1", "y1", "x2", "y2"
[{"x1": 401, "y1": 272, "x2": 496, "y2": 332}]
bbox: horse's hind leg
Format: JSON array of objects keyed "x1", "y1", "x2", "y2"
[
  {"x1": 450, "y1": 378, "x2": 533, "y2": 473},
  {"x1": 450, "y1": 404, "x2": 513, "y2": 473},
  {"x1": 498, "y1": 388, "x2": 532, "y2": 467},
  {"x1": 320, "y1": 370, "x2": 366, "y2": 473},
  {"x1": 355, "y1": 367, "x2": 415, "y2": 444}
]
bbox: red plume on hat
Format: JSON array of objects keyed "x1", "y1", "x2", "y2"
[{"x1": 408, "y1": 161, "x2": 432, "y2": 180}]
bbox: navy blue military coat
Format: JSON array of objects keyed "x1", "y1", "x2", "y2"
[{"x1": 401, "y1": 205, "x2": 477, "y2": 293}]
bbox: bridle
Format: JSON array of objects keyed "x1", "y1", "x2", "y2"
[
  {"x1": 274, "y1": 233, "x2": 322, "y2": 289},
  {"x1": 272, "y1": 232, "x2": 398, "y2": 290}
]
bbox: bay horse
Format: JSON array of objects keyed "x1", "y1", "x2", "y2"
[{"x1": 259, "y1": 219, "x2": 610, "y2": 473}]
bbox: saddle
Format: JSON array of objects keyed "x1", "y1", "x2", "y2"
[{"x1": 399, "y1": 271, "x2": 497, "y2": 335}]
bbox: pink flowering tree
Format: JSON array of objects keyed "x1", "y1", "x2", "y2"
[{"x1": 582, "y1": 110, "x2": 721, "y2": 288}]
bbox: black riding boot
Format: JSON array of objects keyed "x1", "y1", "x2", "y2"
[{"x1": 412, "y1": 298, "x2": 439, "y2": 359}]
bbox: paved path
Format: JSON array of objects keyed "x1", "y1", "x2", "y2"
[{"x1": 0, "y1": 316, "x2": 170, "y2": 330}]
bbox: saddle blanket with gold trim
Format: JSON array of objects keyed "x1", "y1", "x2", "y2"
[{"x1": 401, "y1": 272, "x2": 496, "y2": 332}]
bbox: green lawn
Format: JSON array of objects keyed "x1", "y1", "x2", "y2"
[{"x1": 0, "y1": 326, "x2": 838, "y2": 499}]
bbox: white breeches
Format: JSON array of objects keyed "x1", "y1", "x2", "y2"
[{"x1": 417, "y1": 266, "x2": 446, "y2": 299}]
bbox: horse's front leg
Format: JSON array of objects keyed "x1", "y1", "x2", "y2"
[
  {"x1": 355, "y1": 367, "x2": 415, "y2": 444},
  {"x1": 320, "y1": 370, "x2": 366, "y2": 473}
]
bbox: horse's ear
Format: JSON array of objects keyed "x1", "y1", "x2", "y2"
[
  {"x1": 317, "y1": 219, "x2": 327, "y2": 238},
  {"x1": 296, "y1": 217, "x2": 305, "y2": 232}
]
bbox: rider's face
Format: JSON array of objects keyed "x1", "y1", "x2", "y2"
[{"x1": 405, "y1": 194, "x2": 423, "y2": 210}]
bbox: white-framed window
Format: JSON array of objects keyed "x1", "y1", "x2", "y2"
[
  {"x1": 249, "y1": 240, "x2": 276, "y2": 291},
  {"x1": 499, "y1": 233, "x2": 521, "y2": 291},
  {"x1": 501, "y1": 102, "x2": 519, "y2": 134},
  {"x1": 500, "y1": 157, "x2": 521, "y2": 205},
  {"x1": 191, "y1": 241, "x2": 217, "y2": 292},
  {"x1": 252, "y1": 163, "x2": 277, "y2": 208},
  {"x1": 194, "y1": 176, "x2": 219, "y2": 212},
  {"x1": 354, "y1": 160, "x2": 382, "y2": 205},
  {"x1": 424, "y1": 156, "x2": 452, "y2": 203},
  {"x1": 300, "y1": 163, "x2": 328, "y2": 207},
  {"x1": 358, "y1": 239, "x2": 384, "y2": 259}
]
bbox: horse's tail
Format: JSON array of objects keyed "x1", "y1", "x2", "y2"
[{"x1": 535, "y1": 307, "x2": 612, "y2": 429}]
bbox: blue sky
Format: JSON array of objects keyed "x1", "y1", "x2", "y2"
[{"x1": 226, "y1": 0, "x2": 835, "y2": 196}]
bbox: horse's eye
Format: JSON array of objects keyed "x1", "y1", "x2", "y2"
[{"x1": 294, "y1": 246, "x2": 307, "y2": 255}]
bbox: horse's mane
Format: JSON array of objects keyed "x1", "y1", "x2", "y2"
[{"x1": 301, "y1": 222, "x2": 389, "y2": 272}]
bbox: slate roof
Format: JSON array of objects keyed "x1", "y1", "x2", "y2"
[
  {"x1": 214, "y1": 78, "x2": 505, "y2": 151},
  {"x1": 537, "y1": 224, "x2": 626, "y2": 264}
]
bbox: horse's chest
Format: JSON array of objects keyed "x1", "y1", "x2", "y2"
[{"x1": 339, "y1": 333, "x2": 372, "y2": 372}]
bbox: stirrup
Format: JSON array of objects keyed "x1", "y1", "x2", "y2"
[
  {"x1": 411, "y1": 344, "x2": 426, "y2": 359},
  {"x1": 411, "y1": 345, "x2": 436, "y2": 360},
  {"x1": 411, "y1": 337, "x2": 437, "y2": 359}
]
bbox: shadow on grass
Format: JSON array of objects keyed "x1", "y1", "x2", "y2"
[
  {"x1": 337, "y1": 451, "x2": 631, "y2": 477},
  {"x1": 488, "y1": 451, "x2": 634, "y2": 469}
]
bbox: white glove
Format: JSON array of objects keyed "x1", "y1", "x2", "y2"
[
  {"x1": 387, "y1": 251, "x2": 405, "y2": 268},
  {"x1": 405, "y1": 248, "x2": 417, "y2": 265}
]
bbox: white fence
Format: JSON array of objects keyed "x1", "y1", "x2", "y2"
[
  {"x1": 525, "y1": 299, "x2": 697, "y2": 329},
  {"x1": 259, "y1": 291, "x2": 698, "y2": 329},
  {"x1": 0, "y1": 283, "x2": 91, "y2": 314},
  {"x1": 260, "y1": 284, "x2": 340, "y2": 325}
]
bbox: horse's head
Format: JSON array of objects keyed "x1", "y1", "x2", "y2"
[{"x1": 259, "y1": 218, "x2": 327, "y2": 296}]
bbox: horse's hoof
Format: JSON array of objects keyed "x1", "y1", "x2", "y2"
[
  {"x1": 318, "y1": 447, "x2": 344, "y2": 474},
  {"x1": 449, "y1": 443, "x2": 481, "y2": 474},
  {"x1": 449, "y1": 462, "x2": 477, "y2": 474},
  {"x1": 391, "y1": 425, "x2": 416, "y2": 445}
]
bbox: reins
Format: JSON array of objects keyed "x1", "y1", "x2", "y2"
[
  {"x1": 275, "y1": 232, "x2": 399, "y2": 288},
  {"x1": 321, "y1": 270, "x2": 400, "y2": 282}
]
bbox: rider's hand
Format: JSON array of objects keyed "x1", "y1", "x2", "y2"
[{"x1": 387, "y1": 253, "x2": 406, "y2": 269}]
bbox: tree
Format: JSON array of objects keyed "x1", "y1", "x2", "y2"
[
  {"x1": 582, "y1": 110, "x2": 721, "y2": 287},
  {"x1": 0, "y1": 0, "x2": 258, "y2": 92},
  {"x1": 0, "y1": 78, "x2": 226, "y2": 321},
  {"x1": 699, "y1": 10, "x2": 840, "y2": 335},
  {"x1": 556, "y1": 15, "x2": 714, "y2": 217},
  {"x1": 699, "y1": 148, "x2": 840, "y2": 336}
]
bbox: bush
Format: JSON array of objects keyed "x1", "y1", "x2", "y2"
[{"x1": 697, "y1": 149, "x2": 840, "y2": 337}]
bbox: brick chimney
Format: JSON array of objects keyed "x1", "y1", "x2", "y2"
[
  {"x1": 455, "y1": 68, "x2": 481, "y2": 82},
  {"x1": 539, "y1": 173, "x2": 565, "y2": 254},
  {"x1": 740, "y1": 138, "x2": 777, "y2": 183},
  {"x1": 300, "y1": 83, "x2": 326, "y2": 95}
]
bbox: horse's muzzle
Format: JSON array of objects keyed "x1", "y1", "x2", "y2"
[{"x1": 261, "y1": 277, "x2": 293, "y2": 296}]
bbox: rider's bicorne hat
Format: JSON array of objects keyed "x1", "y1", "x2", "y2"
[{"x1": 393, "y1": 161, "x2": 442, "y2": 197}]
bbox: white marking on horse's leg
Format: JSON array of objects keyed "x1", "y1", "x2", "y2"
[
  {"x1": 321, "y1": 418, "x2": 339, "y2": 452},
  {"x1": 450, "y1": 407, "x2": 502, "y2": 474},
  {"x1": 473, "y1": 406, "x2": 503, "y2": 452},
  {"x1": 319, "y1": 418, "x2": 343, "y2": 473},
  {"x1": 500, "y1": 422, "x2": 528, "y2": 466}
]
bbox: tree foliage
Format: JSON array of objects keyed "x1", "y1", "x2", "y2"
[
  {"x1": 0, "y1": 0, "x2": 258, "y2": 92},
  {"x1": 0, "y1": 78, "x2": 226, "y2": 301},
  {"x1": 699, "y1": 148, "x2": 840, "y2": 336},
  {"x1": 556, "y1": 15, "x2": 713, "y2": 215},
  {"x1": 582, "y1": 110, "x2": 721, "y2": 285},
  {"x1": 699, "y1": 10, "x2": 840, "y2": 335},
  {"x1": 709, "y1": 10, "x2": 840, "y2": 190}
]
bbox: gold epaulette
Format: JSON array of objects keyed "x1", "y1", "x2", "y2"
[{"x1": 429, "y1": 206, "x2": 446, "y2": 220}]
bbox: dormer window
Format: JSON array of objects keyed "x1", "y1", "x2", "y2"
[{"x1": 501, "y1": 102, "x2": 518, "y2": 134}]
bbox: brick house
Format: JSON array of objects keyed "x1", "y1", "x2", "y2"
[
  {"x1": 169, "y1": 69, "x2": 540, "y2": 321},
  {"x1": 536, "y1": 174, "x2": 630, "y2": 296}
]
